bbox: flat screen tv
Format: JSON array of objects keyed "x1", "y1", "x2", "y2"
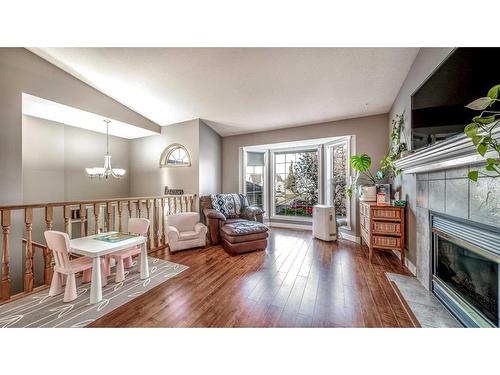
[{"x1": 411, "y1": 47, "x2": 500, "y2": 151}]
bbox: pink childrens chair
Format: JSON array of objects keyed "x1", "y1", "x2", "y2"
[
  {"x1": 107, "y1": 218, "x2": 150, "y2": 283},
  {"x1": 44, "y1": 230, "x2": 93, "y2": 302}
]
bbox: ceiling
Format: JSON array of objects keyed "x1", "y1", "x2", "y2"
[
  {"x1": 22, "y1": 93, "x2": 158, "y2": 139},
  {"x1": 30, "y1": 48, "x2": 419, "y2": 136}
]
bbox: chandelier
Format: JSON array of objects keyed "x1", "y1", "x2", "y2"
[{"x1": 85, "y1": 120, "x2": 126, "y2": 179}]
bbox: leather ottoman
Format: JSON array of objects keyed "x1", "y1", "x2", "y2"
[{"x1": 221, "y1": 221, "x2": 269, "y2": 255}]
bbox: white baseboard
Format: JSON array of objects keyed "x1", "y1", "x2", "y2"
[
  {"x1": 268, "y1": 222, "x2": 311, "y2": 231},
  {"x1": 392, "y1": 250, "x2": 417, "y2": 275},
  {"x1": 338, "y1": 232, "x2": 360, "y2": 244}
]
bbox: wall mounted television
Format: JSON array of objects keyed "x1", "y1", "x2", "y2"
[{"x1": 411, "y1": 47, "x2": 500, "y2": 151}]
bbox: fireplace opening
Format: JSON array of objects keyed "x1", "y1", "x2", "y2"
[{"x1": 431, "y1": 213, "x2": 500, "y2": 328}]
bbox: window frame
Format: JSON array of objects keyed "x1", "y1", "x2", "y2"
[
  {"x1": 159, "y1": 143, "x2": 191, "y2": 168},
  {"x1": 241, "y1": 148, "x2": 269, "y2": 217},
  {"x1": 270, "y1": 145, "x2": 321, "y2": 222},
  {"x1": 325, "y1": 136, "x2": 352, "y2": 231}
]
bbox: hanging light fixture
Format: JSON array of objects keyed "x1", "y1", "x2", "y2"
[{"x1": 85, "y1": 120, "x2": 126, "y2": 179}]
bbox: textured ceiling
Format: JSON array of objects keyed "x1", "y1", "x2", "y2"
[{"x1": 30, "y1": 48, "x2": 419, "y2": 136}]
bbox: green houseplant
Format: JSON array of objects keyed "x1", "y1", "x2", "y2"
[
  {"x1": 347, "y1": 154, "x2": 380, "y2": 199},
  {"x1": 463, "y1": 84, "x2": 500, "y2": 181}
]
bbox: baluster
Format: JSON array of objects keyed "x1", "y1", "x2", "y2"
[
  {"x1": 94, "y1": 203, "x2": 100, "y2": 234},
  {"x1": 106, "y1": 202, "x2": 113, "y2": 232},
  {"x1": 118, "y1": 201, "x2": 123, "y2": 232},
  {"x1": 80, "y1": 203, "x2": 87, "y2": 237},
  {"x1": 173, "y1": 196, "x2": 178, "y2": 214},
  {"x1": 145, "y1": 200, "x2": 151, "y2": 251},
  {"x1": 190, "y1": 195, "x2": 195, "y2": 211},
  {"x1": 136, "y1": 200, "x2": 142, "y2": 218},
  {"x1": 153, "y1": 199, "x2": 159, "y2": 248},
  {"x1": 1, "y1": 210, "x2": 11, "y2": 301},
  {"x1": 63, "y1": 205, "x2": 70, "y2": 235},
  {"x1": 44, "y1": 207, "x2": 54, "y2": 287},
  {"x1": 128, "y1": 200, "x2": 133, "y2": 221},
  {"x1": 161, "y1": 197, "x2": 166, "y2": 246},
  {"x1": 24, "y1": 208, "x2": 34, "y2": 293}
]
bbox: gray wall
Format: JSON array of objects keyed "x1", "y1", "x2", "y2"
[
  {"x1": 221, "y1": 114, "x2": 389, "y2": 237},
  {"x1": 22, "y1": 115, "x2": 130, "y2": 203},
  {"x1": 129, "y1": 119, "x2": 200, "y2": 197},
  {"x1": 388, "y1": 48, "x2": 453, "y2": 267},
  {"x1": 199, "y1": 120, "x2": 222, "y2": 196}
]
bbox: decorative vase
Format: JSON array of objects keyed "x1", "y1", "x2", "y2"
[{"x1": 359, "y1": 185, "x2": 376, "y2": 202}]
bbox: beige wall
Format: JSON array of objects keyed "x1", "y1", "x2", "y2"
[
  {"x1": 388, "y1": 47, "x2": 453, "y2": 266},
  {"x1": 199, "y1": 120, "x2": 222, "y2": 196},
  {"x1": 129, "y1": 119, "x2": 200, "y2": 197},
  {"x1": 22, "y1": 115, "x2": 130, "y2": 204},
  {"x1": 222, "y1": 114, "x2": 389, "y2": 237}
]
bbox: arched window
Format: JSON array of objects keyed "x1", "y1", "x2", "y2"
[{"x1": 160, "y1": 143, "x2": 191, "y2": 167}]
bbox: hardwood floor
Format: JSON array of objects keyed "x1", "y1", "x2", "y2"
[{"x1": 90, "y1": 228, "x2": 415, "y2": 328}]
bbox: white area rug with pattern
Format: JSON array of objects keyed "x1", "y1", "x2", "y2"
[{"x1": 0, "y1": 257, "x2": 188, "y2": 328}]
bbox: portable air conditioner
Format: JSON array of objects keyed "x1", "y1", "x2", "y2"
[{"x1": 312, "y1": 205, "x2": 337, "y2": 241}]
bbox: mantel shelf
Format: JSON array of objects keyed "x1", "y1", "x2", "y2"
[{"x1": 394, "y1": 126, "x2": 500, "y2": 174}]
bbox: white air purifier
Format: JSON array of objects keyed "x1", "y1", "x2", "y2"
[{"x1": 312, "y1": 205, "x2": 337, "y2": 241}]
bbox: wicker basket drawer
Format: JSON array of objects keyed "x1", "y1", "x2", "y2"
[
  {"x1": 372, "y1": 208, "x2": 401, "y2": 220},
  {"x1": 372, "y1": 235, "x2": 401, "y2": 248},
  {"x1": 372, "y1": 221, "x2": 401, "y2": 234}
]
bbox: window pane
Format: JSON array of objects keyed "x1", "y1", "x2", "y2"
[
  {"x1": 333, "y1": 144, "x2": 347, "y2": 220},
  {"x1": 245, "y1": 152, "x2": 265, "y2": 208},
  {"x1": 275, "y1": 150, "x2": 318, "y2": 217}
]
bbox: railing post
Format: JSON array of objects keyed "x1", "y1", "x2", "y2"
[
  {"x1": 24, "y1": 208, "x2": 34, "y2": 293},
  {"x1": 106, "y1": 202, "x2": 113, "y2": 232},
  {"x1": 161, "y1": 197, "x2": 166, "y2": 246},
  {"x1": 153, "y1": 199, "x2": 159, "y2": 248},
  {"x1": 118, "y1": 201, "x2": 123, "y2": 232},
  {"x1": 145, "y1": 200, "x2": 151, "y2": 251},
  {"x1": 1, "y1": 210, "x2": 11, "y2": 301},
  {"x1": 173, "y1": 197, "x2": 178, "y2": 214},
  {"x1": 127, "y1": 200, "x2": 133, "y2": 221},
  {"x1": 44, "y1": 206, "x2": 54, "y2": 284},
  {"x1": 136, "y1": 199, "x2": 142, "y2": 218},
  {"x1": 94, "y1": 203, "x2": 100, "y2": 234},
  {"x1": 80, "y1": 203, "x2": 87, "y2": 237},
  {"x1": 63, "y1": 205, "x2": 70, "y2": 235}
]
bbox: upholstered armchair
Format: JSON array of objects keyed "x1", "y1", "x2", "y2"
[
  {"x1": 200, "y1": 195, "x2": 265, "y2": 245},
  {"x1": 167, "y1": 212, "x2": 208, "y2": 252}
]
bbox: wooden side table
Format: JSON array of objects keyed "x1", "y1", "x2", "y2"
[{"x1": 359, "y1": 202, "x2": 405, "y2": 265}]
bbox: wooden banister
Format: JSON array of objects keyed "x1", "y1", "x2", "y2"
[{"x1": 0, "y1": 193, "x2": 196, "y2": 304}]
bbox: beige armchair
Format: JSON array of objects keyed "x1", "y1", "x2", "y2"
[{"x1": 167, "y1": 212, "x2": 207, "y2": 252}]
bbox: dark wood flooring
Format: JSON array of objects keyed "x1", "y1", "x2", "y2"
[{"x1": 90, "y1": 228, "x2": 415, "y2": 328}]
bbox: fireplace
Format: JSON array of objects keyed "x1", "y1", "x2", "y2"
[{"x1": 431, "y1": 213, "x2": 500, "y2": 328}]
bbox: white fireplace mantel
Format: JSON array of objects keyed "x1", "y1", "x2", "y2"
[{"x1": 394, "y1": 126, "x2": 500, "y2": 174}]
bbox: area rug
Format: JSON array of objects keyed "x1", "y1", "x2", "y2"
[
  {"x1": 0, "y1": 257, "x2": 188, "y2": 328},
  {"x1": 386, "y1": 273, "x2": 461, "y2": 328}
]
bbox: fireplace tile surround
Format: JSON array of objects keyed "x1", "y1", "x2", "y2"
[{"x1": 403, "y1": 165, "x2": 500, "y2": 291}]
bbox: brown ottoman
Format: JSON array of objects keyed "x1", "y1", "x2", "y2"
[{"x1": 221, "y1": 221, "x2": 269, "y2": 255}]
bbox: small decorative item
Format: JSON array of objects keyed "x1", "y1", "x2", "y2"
[
  {"x1": 165, "y1": 186, "x2": 184, "y2": 195},
  {"x1": 394, "y1": 191, "x2": 400, "y2": 201},
  {"x1": 376, "y1": 184, "x2": 391, "y2": 205},
  {"x1": 394, "y1": 200, "x2": 407, "y2": 207}
]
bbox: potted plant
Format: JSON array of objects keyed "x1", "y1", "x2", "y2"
[
  {"x1": 347, "y1": 154, "x2": 380, "y2": 200},
  {"x1": 463, "y1": 84, "x2": 500, "y2": 181}
]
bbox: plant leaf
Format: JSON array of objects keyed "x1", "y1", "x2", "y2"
[
  {"x1": 471, "y1": 135, "x2": 482, "y2": 146},
  {"x1": 464, "y1": 123, "x2": 478, "y2": 138},
  {"x1": 468, "y1": 170, "x2": 479, "y2": 182},
  {"x1": 473, "y1": 115, "x2": 497, "y2": 125},
  {"x1": 486, "y1": 158, "x2": 499, "y2": 165},
  {"x1": 485, "y1": 164, "x2": 496, "y2": 171},
  {"x1": 466, "y1": 97, "x2": 494, "y2": 110},
  {"x1": 487, "y1": 84, "x2": 500, "y2": 100},
  {"x1": 350, "y1": 154, "x2": 372, "y2": 173},
  {"x1": 477, "y1": 143, "x2": 488, "y2": 157}
]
